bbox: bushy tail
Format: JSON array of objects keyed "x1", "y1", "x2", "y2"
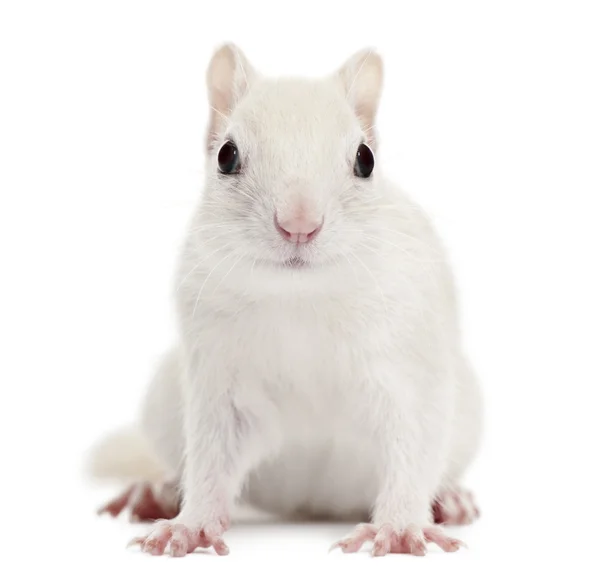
[{"x1": 85, "y1": 425, "x2": 165, "y2": 483}]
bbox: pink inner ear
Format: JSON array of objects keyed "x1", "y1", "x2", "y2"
[
  {"x1": 206, "y1": 88, "x2": 230, "y2": 152},
  {"x1": 206, "y1": 111, "x2": 221, "y2": 152},
  {"x1": 361, "y1": 122, "x2": 377, "y2": 150},
  {"x1": 359, "y1": 121, "x2": 377, "y2": 150},
  {"x1": 205, "y1": 44, "x2": 255, "y2": 152},
  {"x1": 339, "y1": 49, "x2": 383, "y2": 149},
  {"x1": 354, "y1": 96, "x2": 380, "y2": 149}
]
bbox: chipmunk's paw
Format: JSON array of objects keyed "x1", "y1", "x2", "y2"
[{"x1": 331, "y1": 523, "x2": 465, "y2": 557}]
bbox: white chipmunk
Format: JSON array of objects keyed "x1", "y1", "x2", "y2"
[{"x1": 90, "y1": 43, "x2": 482, "y2": 557}]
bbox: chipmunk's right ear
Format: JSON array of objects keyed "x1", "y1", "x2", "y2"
[
  {"x1": 206, "y1": 43, "x2": 256, "y2": 150},
  {"x1": 337, "y1": 48, "x2": 383, "y2": 147}
]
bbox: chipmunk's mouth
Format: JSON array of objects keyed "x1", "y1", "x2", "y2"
[
  {"x1": 257, "y1": 255, "x2": 312, "y2": 271},
  {"x1": 283, "y1": 256, "x2": 309, "y2": 269}
]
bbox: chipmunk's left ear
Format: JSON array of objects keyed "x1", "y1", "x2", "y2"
[
  {"x1": 337, "y1": 48, "x2": 383, "y2": 146},
  {"x1": 206, "y1": 43, "x2": 257, "y2": 150}
]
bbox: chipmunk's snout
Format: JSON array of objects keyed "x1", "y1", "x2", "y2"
[{"x1": 274, "y1": 213, "x2": 323, "y2": 244}]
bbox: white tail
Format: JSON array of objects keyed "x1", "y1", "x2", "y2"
[{"x1": 85, "y1": 425, "x2": 165, "y2": 483}]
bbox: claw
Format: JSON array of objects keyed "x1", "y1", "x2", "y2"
[
  {"x1": 330, "y1": 523, "x2": 377, "y2": 553},
  {"x1": 126, "y1": 536, "x2": 146, "y2": 548}
]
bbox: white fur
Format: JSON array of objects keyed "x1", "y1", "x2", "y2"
[{"x1": 92, "y1": 44, "x2": 482, "y2": 536}]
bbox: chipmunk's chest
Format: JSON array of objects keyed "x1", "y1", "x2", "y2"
[{"x1": 211, "y1": 295, "x2": 397, "y2": 390}]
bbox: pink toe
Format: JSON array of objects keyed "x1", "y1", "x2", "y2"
[
  {"x1": 142, "y1": 525, "x2": 171, "y2": 556},
  {"x1": 169, "y1": 543, "x2": 188, "y2": 557},
  {"x1": 371, "y1": 542, "x2": 390, "y2": 557},
  {"x1": 399, "y1": 526, "x2": 427, "y2": 556},
  {"x1": 372, "y1": 524, "x2": 394, "y2": 556},
  {"x1": 169, "y1": 534, "x2": 189, "y2": 557},
  {"x1": 335, "y1": 524, "x2": 377, "y2": 554},
  {"x1": 143, "y1": 539, "x2": 166, "y2": 555},
  {"x1": 423, "y1": 526, "x2": 465, "y2": 552},
  {"x1": 212, "y1": 539, "x2": 230, "y2": 556},
  {"x1": 340, "y1": 539, "x2": 363, "y2": 553}
]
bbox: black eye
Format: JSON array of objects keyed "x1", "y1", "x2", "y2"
[
  {"x1": 354, "y1": 143, "x2": 374, "y2": 178},
  {"x1": 217, "y1": 140, "x2": 240, "y2": 174}
]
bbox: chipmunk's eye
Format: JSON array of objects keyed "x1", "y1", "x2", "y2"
[
  {"x1": 354, "y1": 143, "x2": 374, "y2": 178},
  {"x1": 218, "y1": 140, "x2": 240, "y2": 174}
]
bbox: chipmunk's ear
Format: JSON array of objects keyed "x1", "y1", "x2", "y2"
[
  {"x1": 337, "y1": 48, "x2": 383, "y2": 146},
  {"x1": 206, "y1": 43, "x2": 256, "y2": 150}
]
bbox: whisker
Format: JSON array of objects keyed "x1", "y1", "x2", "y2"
[
  {"x1": 347, "y1": 249, "x2": 389, "y2": 315},
  {"x1": 188, "y1": 222, "x2": 242, "y2": 235},
  {"x1": 211, "y1": 252, "x2": 246, "y2": 295},
  {"x1": 231, "y1": 256, "x2": 257, "y2": 317},
  {"x1": 338, "y1": 250, "x2": 361, "y2": 286},
  {"x1": 342, "y1": 229, "x2": 442, "y2": 263},
  {"x1": 210, "y1": 106, "x2": 229, "y2": 123},
  {"x1": 364, "y1": 226, "x2": 435, "y2": 248},
  {"x1": 191, "y1": 249, "x2": 237, "y2": 318},
  {"x1": 347, "y1": 49, "x2": 374, "y2": 102},
  {"x1": 176, "y1": 241, "x2": 235, "y2": 292}
]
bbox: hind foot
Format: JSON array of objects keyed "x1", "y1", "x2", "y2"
[
  {"x1": 433, "y1": 486, "x2": 480, "y2": 525},
  {"x1": 98, "y1": 481, "x2": 180, "y2": 522}
]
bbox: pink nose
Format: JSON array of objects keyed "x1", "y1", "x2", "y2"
[{"x1": 275, "y1": 214, "x2": 323, "y2": 244}]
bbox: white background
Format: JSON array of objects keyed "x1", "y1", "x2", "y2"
[{"x1": 1, "y1": 1, "x2": 599, "y2": 574}]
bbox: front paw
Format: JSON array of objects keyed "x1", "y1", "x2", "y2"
[
  {"x1": 331, "y1": 523, "x2": 465, "y2": 557},
  {"x1": 129, "y1": 517, "x2": 230, "y2": 557}
]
